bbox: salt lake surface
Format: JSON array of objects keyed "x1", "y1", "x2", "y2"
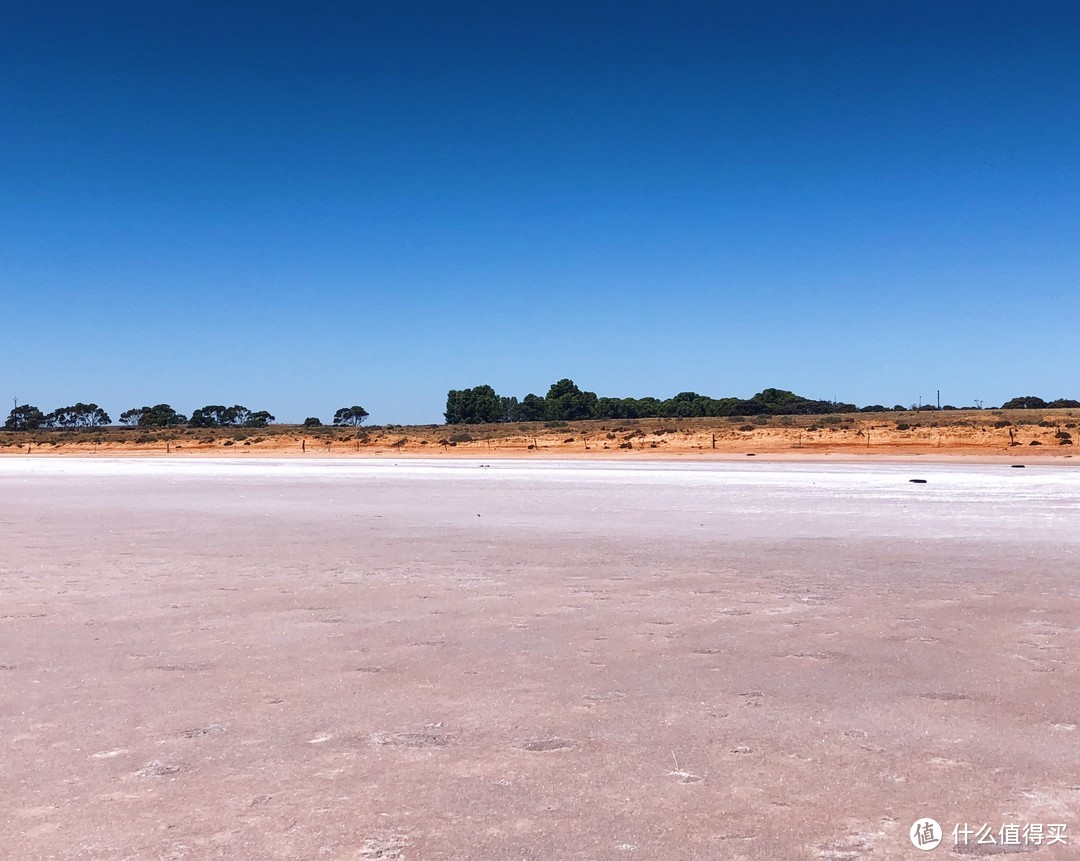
[{"x1": 1, "y1": 458, "x2": 1077, "y2": 859}]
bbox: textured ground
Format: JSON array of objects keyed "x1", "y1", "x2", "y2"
[{"x1": 2, "y1": 458, "x2": 1078, "y2": 860}]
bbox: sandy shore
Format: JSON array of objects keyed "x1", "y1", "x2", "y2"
[
  {"x1": 2, "y1": 459, "x2": 1077, "y2": 859},
  {"x1": 3, "y1": 410, "x2": 1078, "y2": 462}
]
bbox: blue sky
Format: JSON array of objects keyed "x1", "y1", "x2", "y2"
[{"x1": 2, "y1": 1, "x2": 1078, "y2": 424}]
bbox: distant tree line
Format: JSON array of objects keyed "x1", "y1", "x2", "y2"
[
  {"x1": 999, "y1": 396, "x2": 1080, "y2": 410},
  {"x1": 445, "y1": 381, "x2": 860, "y2": 424},
  {"x1": 189, "y1": 405, "x2": 275, "y2": 428},
  {"x1": 444, "y1": 381, "x2": 1080, "y2": 424},
  {"x1": 5, "y1": 402, "x2": 111, "y2": 430},
  {"x1": 119, "y1": 403, "x2": 277, "y2": 428},
  {"x1": 5, "y1": 390, "x2": 1077, "y2": 432},
  {"x1": 3, "y1": 401, "x2": 371, "y2": 431},
  {"x1": 300, "y1": 407, "x2": 370, "y2": 427},
  {"x1": 4, "y1": 401, "x2": 260, "y2": 430}
]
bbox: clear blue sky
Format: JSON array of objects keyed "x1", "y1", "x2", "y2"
[{"x1": 2, "y1": 1, "x2": 1078, "y2": 424}]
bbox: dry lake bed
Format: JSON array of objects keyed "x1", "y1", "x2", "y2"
[{"x1": 1, "y1": 457, "x2": 1078, "y2": 860}]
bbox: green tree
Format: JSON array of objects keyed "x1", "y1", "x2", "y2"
[
  {"x1": 333, "y1": 405, "x2": 369, "y2": 426},
  {"x1": 444, "y1": 385, "x2": 504, "y2": 424},
  {"x1": 633, "y1": 397, "x2": 663, "y2": 418},
  {"x1": 660, "y1": 392, "x2": 712, "y2": 418},
  {"x1": 4, "y1": 404, "x2": 46, "y2": 430},
  {"x1": 190, "y1": 405, "x2": 231, "y2": 427},
  {"x1": 303, "y1": 416, "x2": 323, "y2": 427},
  {"x1": 544, "y1": 379, "x2": 597, "y2": 421},
  {"x1": 708, "y1": 397, "x2": 741, "y2": 417},
  {"x1": 120, "y1": 404, "x2": 187, "y2": 427},
  {"x1": 516, "y1": 393, "x2": 547, "y2": 422},
  {"x1": 498, "y1": 396, "x2": 520, "y2": 422},
  {"x1": 595, "y1": 396, "x2": 661, "y2": 419},
  {"x1": 45, "y1": 403, "x2": 111, "y2": 428},
  {"x1": 1001, "y1": 396, "x2": 1047, "y2": 409},
  {"x1": 190, "y1": 405, "x2": 273, "y2": 427},
  {"x1": 44, "y1": 408, "x2": 74, "y2": 428},
  {"x1": 243, "y1": 410, "x2": 274, "y2": 428},
  {"x1": 739, "y1": 388, "x2": 850, "y2": 416}
]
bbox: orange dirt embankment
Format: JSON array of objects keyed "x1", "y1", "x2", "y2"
[{"x1": 2, "y1": 410, "x2": 1077, "y2": 461}]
